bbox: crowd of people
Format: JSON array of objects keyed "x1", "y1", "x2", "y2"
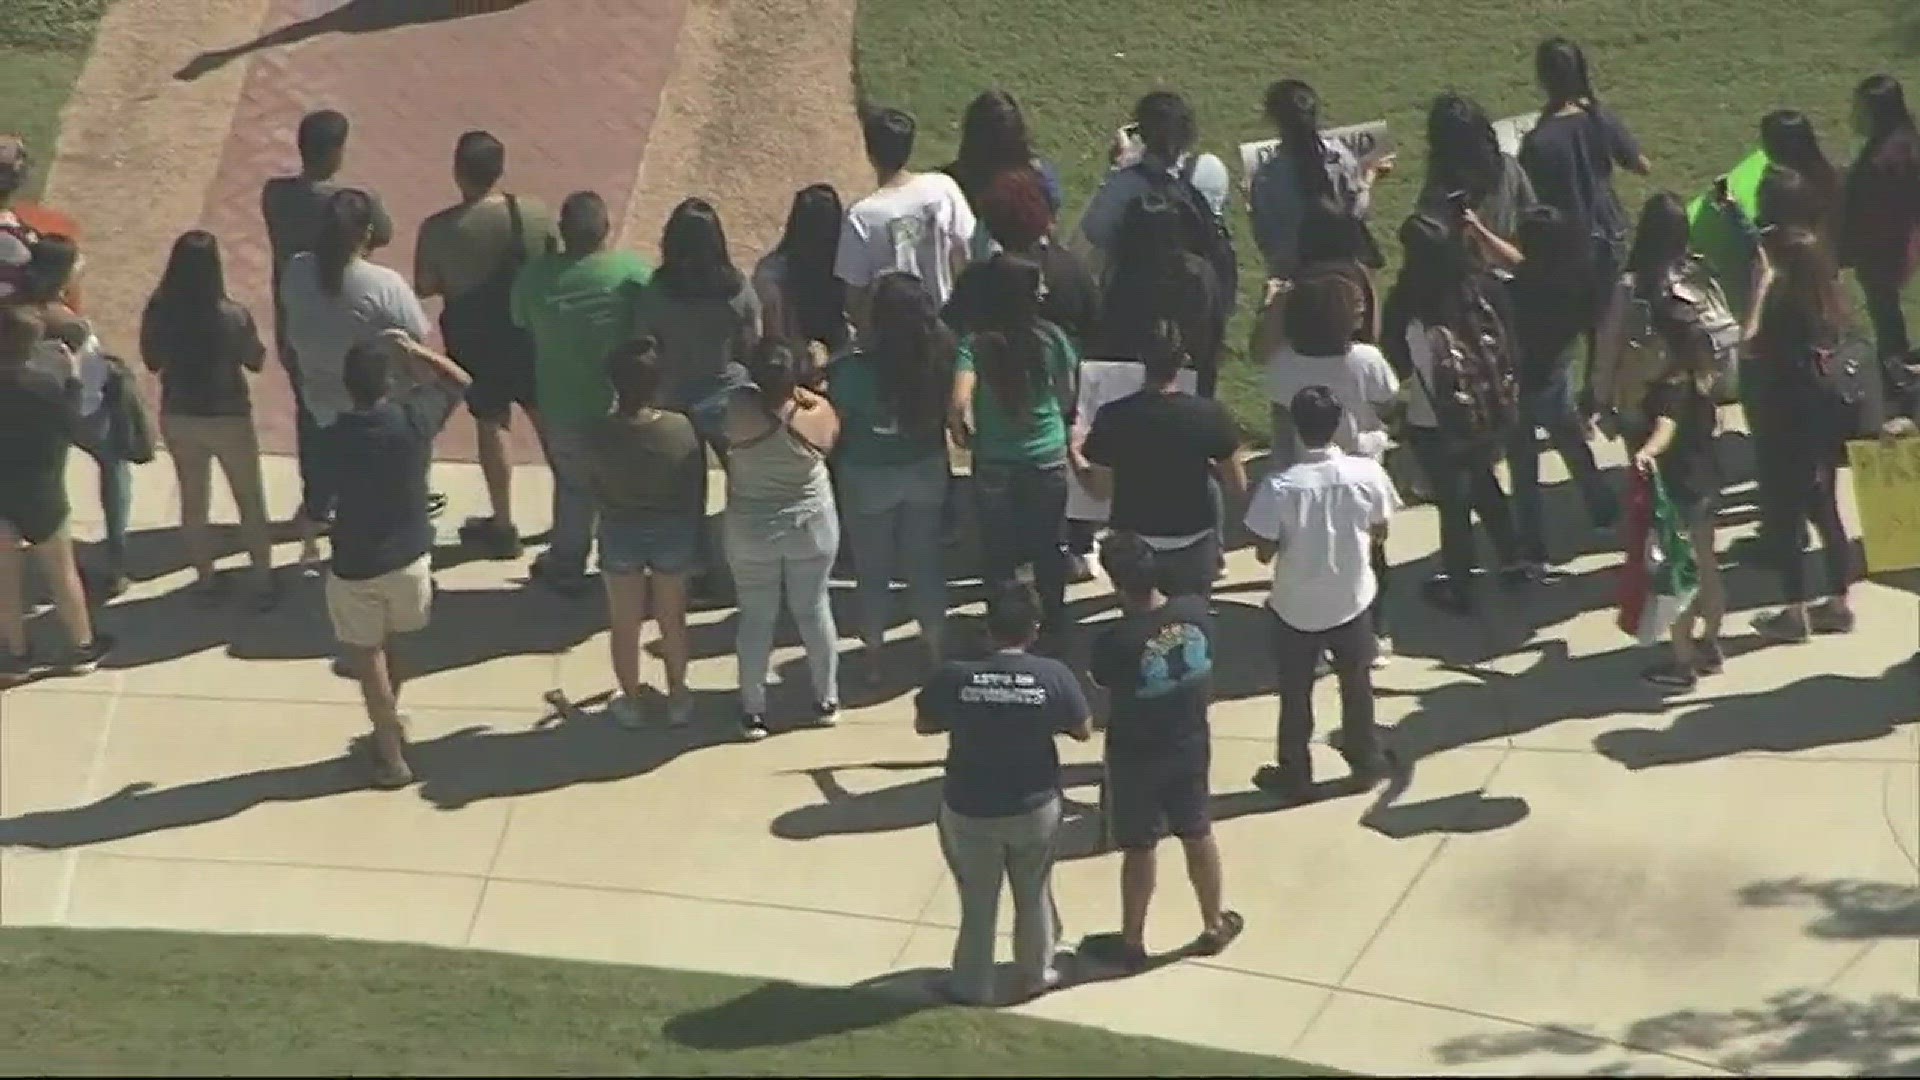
[{"x1": 2, "y1": 34, "x2": 1918, "y2": 1004}]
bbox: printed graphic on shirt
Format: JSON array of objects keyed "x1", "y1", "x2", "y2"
[
  {"x1": 887, "y1": 211, "x2": 929, "y2": 278},
  {"x1": 1139, "y1": 621, "x2": 1212, "y2": 699},
  {"x1": 958, "y1": 670, "x2": 1050, "y2": 707}
]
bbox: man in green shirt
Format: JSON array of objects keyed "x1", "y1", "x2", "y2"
[{"x1": 511, "y1": 191, "x2": 652, "y2": 595}]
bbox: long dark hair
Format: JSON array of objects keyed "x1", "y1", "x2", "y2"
[
  {"x1": 1535, "y1": 37, "x2": 1600, "y2": 115},
  {"x1": 773, "y1": 184, "x2": 846, "y2": 344},
  {"x1": 949, "y1": 90, "x2": 1035, "y2": 203},
  {"x1": 1515, "y1": 204, "x2": 1594, "y2": 288},
  {"x1": 1390, "y1": 213, "x2": 1475, "y2": 327},
  {"x1": 1265, "y1": 79, "x2": 1334, "y2": 204},
  {"x1": 1623, "y1": 193, "x2": 1692, "y2": 276},
  {"x1": 149, "y1": 230, "x2": 228, "y2": 346},
  {"x1": 1761, "y1": 228, "x2": 1848, "y2": 339},
  {"x1": 1856, "y1": 74, "x2": 1920, "y2": 173},
  {"x1": 315, "y1": 188, "x2": 374, "y2": 297},
  {"x1": 1425, "y1": 91, "x2": 1505, "y2": 205},
  {"x1": 968, "y1": 253, "x2": 1049, "y2": 419},
  {"x1": 1760, "y1": 110, "x2": 1840, "y2": 226},
  {"x1": 655, "y1": 197, "x2": 743, "y2": 300},
  {"x1": 867, "y1": 271, "x2": 955, "y2": 433}
]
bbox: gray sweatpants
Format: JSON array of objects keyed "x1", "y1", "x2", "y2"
[{"x1": 936, "y1": 796, "x2": 1064, "y2": 1004}]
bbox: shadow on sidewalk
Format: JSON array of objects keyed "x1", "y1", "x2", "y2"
[
  {"x1": 175, "y1": 0, "x2": 537, "y2": 82},
  {"x1": 0, "y1": 696, "x2": 737, "y2": 850},
  {"x1": 663, "y1": 969, "x2": 944, "y2": 1050}
]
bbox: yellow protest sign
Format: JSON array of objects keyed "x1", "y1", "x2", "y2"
[{"x1": 1848, "y1": 438, "x2": 1920, "y2": 573}]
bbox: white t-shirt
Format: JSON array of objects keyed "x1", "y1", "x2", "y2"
[
  {"x1": 1244, "y1": 446, "x2": 1399, "y2": 632},
  {"x1": 834, "y1": 172, "x2": 976, "y2": 306},
  {"x1": 1264, "y1": 343, "x2": 1398, "y2": 459},
  {"x1": 279, "y1": 253, "x2": 432, "y2": 427}
]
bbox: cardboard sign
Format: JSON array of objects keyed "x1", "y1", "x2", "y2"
[
  {"x1": 1848, "y1": 437, "x2": 1920, "y2": 573},
  {"x1": 1492, "y1": 112, "x2": 1539, "y2": 157},
  {"x1": 1067, "y1": 359, "x2": 1199, "y2": 522},
  {"x1": 1238, "y1": 121, "x2": 1394, "y2": 181}
]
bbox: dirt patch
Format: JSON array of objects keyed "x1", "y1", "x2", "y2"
[
  {"x1": 620, "y1": 0, "x2": 869, "y2": 267},
  {"x1": 41, "y1": 0, "x2": 272, "y2": 360}
]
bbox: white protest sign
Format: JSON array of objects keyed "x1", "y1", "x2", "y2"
[
  {"x1": 1493, "y1": 112, "x2": 1539, "y2": 157},
  {"x1": 1238, "y1": 121, "x2": 1394, "y2": 182},
  {"x1": 1066, "y1": 359, "x2": 1200, "y2": 523}
]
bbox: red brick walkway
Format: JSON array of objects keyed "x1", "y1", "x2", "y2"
[{"x1": 197, "y1": 0, "x2": 689, "y2": 462}]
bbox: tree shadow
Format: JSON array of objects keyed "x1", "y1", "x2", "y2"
[
  {"x1": 174, "y1": 0, "x2": 537, "y2": 81},
  {"x1": 0, "y1": 692, "x2": 742, "y2": 849},
  {"x1": 1431, "y1": 876, "x2": 1920, "y2": 1075},
  {"x1": 663, "y1": 968, "x2": 945, "y2": 1050}
]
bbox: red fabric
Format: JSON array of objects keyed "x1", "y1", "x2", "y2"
[{"x1": 1614, "y1": 468, "x2": 1655, "y2": 639}]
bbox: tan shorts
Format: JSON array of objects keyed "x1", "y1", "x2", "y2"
[{"x1": 326, "y1": 555, "x2": 433, "y2": 648}]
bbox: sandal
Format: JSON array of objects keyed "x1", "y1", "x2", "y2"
[
  {"x1": 1193, "y1": 910, "x2": 1246, "y2": 957},
  {"x1": 1642, "y1": 662, "x2": 1698, "y2": 691}
]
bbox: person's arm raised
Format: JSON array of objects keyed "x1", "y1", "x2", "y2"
[{"x1": 381, "y1": 328, "x2": 471, "y2": 391}]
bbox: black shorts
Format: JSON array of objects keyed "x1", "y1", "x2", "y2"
[
  {"x1": 0, "y1": 482, "x2": 70, "y2": 545},
  {"x1": 1106, "y1": 752, "x2": 1211, "y2": 850},
  {"x1": 440, "y1": 309, "x2": 535, "y2": 425}
]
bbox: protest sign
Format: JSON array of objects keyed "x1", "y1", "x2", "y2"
[
  {"x1": 1493, "y1": 112, "x2": 1538, "y2": 157},
  {"x1": 1847, "y1": 437, "x2": 1920, "y2": 573},
  {"x1": 1238, "y1": 121, "x2": 1393, "y2": 182},
  {"x1": 1688, "y1": 148, "x2": 1770, "y2": 317},
  {"x1": 1066, "y1": 359, "x2": 1199, "y2": 523}
]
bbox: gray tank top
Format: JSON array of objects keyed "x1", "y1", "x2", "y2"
[{"x1": 727, "y1": 405, "x2": 832, "y2": 536}]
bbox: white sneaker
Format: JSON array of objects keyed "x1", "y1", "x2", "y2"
[
  {"x1": 609, "y1": 693, "x2": 645, "y2": 730},
  {"x1": 1372, "y1": 636, "x2": 1394, "y2": 671}
]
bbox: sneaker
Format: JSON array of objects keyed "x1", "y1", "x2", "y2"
[
  {"x1": 666, "y1": 692, "x2": 695, "y2": 728},
  {"x1": 1372, "y1": 635, "x2": 1394, "y2": 671},
  {"x1": 1754, "y1": 608, "x2": 1811, "y2": 644},
  {"x1": 426, "y1": 492, "x2": 448, "y2": 519},
  {"x1": 1345, "y1": 746, "x2": 1398, "y2": 788},
  {"x1": 1315, "y1": 652, "x2": 1332, "y2": 677},
  {"x1": 739, "y1": 712, "x2": 771, "y2": 742},
  {"x1": 1693, "y1": 639, "x2": 1725, "y2": 676},
  {"x1": 460, "y1": 517, "x2": 523, "y2": 560},
  {"x1": 814, "y1": 700, "x2": 841, "y2": 727},
  {"x1": 608, "y1": 693, "x2": 645, "y2": 730},
  {"x1": 51, "y1": 634, "x2": 113, "y2": 676},
  {"x1": 1251, "y1": 763, "x2": 1312, "y2": 802},
  {"x1": 1809, "y1": 601, "x2": 1856, "y2": 636},
  {"x1": 0, "y1": 650, "x2": 33, "y2": 683},
  {"x1": 1642, "y1": 661, "x2": 1698, "y2": 692}
]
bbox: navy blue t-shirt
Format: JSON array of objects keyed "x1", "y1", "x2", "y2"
[
  {"x1": 1518, "y1": 106, "x2": 1642, "y2": 241},
  {"x1": 916, "y1": 650, "x2": 1089, "y2": 818},
  {"x1": 326, "y1": 384, "x2": 459, "y2": 581},
  {"x1": 1089, "y1": 595, "x2": 1214, "y2": 770}
]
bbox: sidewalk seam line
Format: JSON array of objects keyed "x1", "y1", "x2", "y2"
[
  {"x1": 462, "y1": 802, "x2": 517, "y2": 948},
  {"x1": 52, "y1": 677, "x2": 125, "y2": 925}
]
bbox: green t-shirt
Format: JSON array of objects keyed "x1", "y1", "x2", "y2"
[
  {"x1": 955, "y1": 323, "x2": 1078, "y2": 466},
  {"x1": 511, "y1": 249, "x2": 652, "y2": 427},
  {"x1": 825, "y1": 351, "x2": 948, "y2": 470}
]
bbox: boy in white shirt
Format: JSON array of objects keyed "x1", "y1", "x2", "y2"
[{"x1": 834, "y1": 107, "x2": 975, "y2": 328}]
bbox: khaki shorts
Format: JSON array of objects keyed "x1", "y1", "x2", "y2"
[{"x1": 326, "y1": 555, "x2": 433, "y2": 648}]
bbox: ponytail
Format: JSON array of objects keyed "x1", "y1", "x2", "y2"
[
  {"x1": 1536, "y1": 37, "x2": 1599, "y2": 117},
  {"x1": 315, "y1": 188, "x2": 374, "y2": 298},
  {"x1": 1265, "y1": 79, "x2": 1335, "y2": 203}
]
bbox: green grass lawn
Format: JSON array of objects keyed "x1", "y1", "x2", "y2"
[
  {"x1": 855, "y1": 0, "x2": 1920, "y2": 438},
  {"x1": 0, "y1": 928, "x2": 1333, "y2": 1075},
  {"x1": 0, "y1": 0, "x2": 111, "y2": 201}
]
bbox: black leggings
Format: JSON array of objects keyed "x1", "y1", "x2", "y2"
[
  {"x1": 1407, "y1": 429, "x2": 1516, "y2": 580},
  {"x1": 1753, "y1": 435, "x2": 1850, "y2": 603}
]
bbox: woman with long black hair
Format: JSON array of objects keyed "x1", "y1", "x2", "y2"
[
  {"x1": 1087, "y1": 194, "x2": 1221, "y2": 394},
  {"x1": 1419, "y1": 91, "x2": 1534, "y2": 270},
  {"x1": 141, "y1": 229, "x2": 273, "y2": 605},
  {"x1": 1759, "y1": 110, "x2": 1842, "y2": 241},
  {"x1": 1249, "y1": 79, "x2": 1383, "y2": 284},
  {"x1": 951, "y1": 253, "x2": 1080, "y2": 644},
  {"x1": 943, "y1": 89, "x2": 1063, "y2": 254},
  {"x1": 828, "y1": 272, "x2": 956, "y2": 676},
  {"x1": 637, "y1": 197, "x2": 763, "y2": 437},
  {"x1": 753, "y1": 184, "x2": 849, "y2": 356},
  {"x1": 1840, "y1": 75, "x2": 1920, "y2": 362}
]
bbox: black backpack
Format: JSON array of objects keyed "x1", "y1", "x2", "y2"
[
  {"x1": 1807, "y1": 328, "x2": 1885, "y2": 441},
  {"x1": 1128, "y1": 159, "x2": 1239, "y2": 315},
  {"x1": 439, "y1": 194, "x2": 537, "y2": 372},
  {"x1": 1417, "y1": 289, "x2": 1521, "y2": 444}
]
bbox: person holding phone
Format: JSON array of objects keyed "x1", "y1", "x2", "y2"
[{"x1": 1417, "y1": 93, "x2": 1536, "y2": 272}]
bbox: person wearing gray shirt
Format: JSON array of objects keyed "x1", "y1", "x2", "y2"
[
  {"x1": 1078, "y1": 94, "x2": 1230, "y2": 266},
  {"x1": 632, "y1": 198, "x2": 763, "y2": 441}
]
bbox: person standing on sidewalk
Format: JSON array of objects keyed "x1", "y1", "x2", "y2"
[
  {"x1": 1081, "y1": 532, "x2": 1243, "y2": 971},
  {"x1": 415, "y1": 130, "x2": 557, "y2": 561},
  {"x1": 323, "y1": 332, "x2": 469, "y2": 789},
  {"x1": 510, "y1": 191, "x2": 651, "y2": 597},
  {"x1": 1244, "y1": 386, "x2": 1399, "y2": 801},
  {"x1": 915, "y1": 583, "x2": 1092, "y2": 1006}
]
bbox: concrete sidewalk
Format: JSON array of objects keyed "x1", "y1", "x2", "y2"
[{"x1": 1, "y1": 441, "x2": 1915, "y2": 1076}]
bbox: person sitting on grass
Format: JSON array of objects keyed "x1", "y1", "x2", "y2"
[
  {"x1": 1080, "y1": 531, "x2": 1243, "y2": 973},
  {"x1": 324, "y1": 332, "x2": 470, "y2": 789}
]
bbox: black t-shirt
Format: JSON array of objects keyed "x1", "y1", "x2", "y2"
[
  {"x1": 1518, "y1": 106, "x2": 1641, "y2": 241},
  {"x1": 1642, "y1": 378, "x2": 1720, "y2": 506},
  {"x1": 945, "y1": 241, "x2": 1100, "y2": 344},
  {"x1": 1506, "y1": 274, "x2": 1588, "y2": 391},
  {"x1": 1083, "y1": 389, "x2": 1237, "y2": 537},
  {"x1": 1089, "y1": 596, "x2": 1214, "y2": 768},
  {"x1": 326, "y1": 384, "x2": 459, "y2": 581},
  {"x1": 0, "y1": 364, "x2": 78, "y2": 505},
  {"x1": 916, "y1": 650, "x2": 1089, "y2": 818}
]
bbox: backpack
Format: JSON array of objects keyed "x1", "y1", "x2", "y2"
[
  {"x1": 1607, "y1": 261, "x2": 1744, "y2": 413},
  {"x1": 1807, "y1": 328, "x2": 1885, "y2": 441},
  {"x1": 439, "y1": 195, "x2": 536, "y2": 373},
  {"x1": 1669, "y1": 258, "x2": 1742, "y2": 402},
  {"x1": 1129, "y1": 158, "x2": 1239, "y2": 316},
  {"x1": 1417, "y1": 291, "x2": 1519, "y2": 443}
]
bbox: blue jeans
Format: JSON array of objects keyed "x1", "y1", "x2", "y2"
[
  {"x1": 972, "y1": 459, "x2": 1069, "y2": 633},
  {"x1": 1505, "y1": 371, "x2": 1618, "y2": 562},
  {"x1": 540, "y1": 423, "x2": 598, "y2": 578},
  {"x1": 840, "y1": 457, "x2": 948, "y2": 653},
  {"x1": 72, "y1": 411, "x2": 131, "y2": 574},
  {"x1": 726, "y1": 507, "x2": 841, "y2": 714}
]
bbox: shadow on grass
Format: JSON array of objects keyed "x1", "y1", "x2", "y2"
[{"x1": 664, "y1": 969, "x2": 944, "y2": 1050}]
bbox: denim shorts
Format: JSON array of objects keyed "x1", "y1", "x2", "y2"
[{"x1": 597, "y1": 511, "x2": 701, "y2": 576}]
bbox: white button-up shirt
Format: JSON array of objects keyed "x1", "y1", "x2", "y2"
[{"x1": 1244, "y1": 445, "x2": 1399, "y2": 632}]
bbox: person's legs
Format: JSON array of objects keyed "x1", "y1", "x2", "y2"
[
  {"x1": 1668, "y1": 501, "x2": 1724, "y2": 673},
  {"x1": 603, "y1": 569, "x2": 648, "y2": 709},
  {"x1": 1463, "y1": 454, "x2": 1518, "y2": 570},
  {"x1": 651, "y1": 572, "x2": 692, "y2": 705},
  {"x1": 971, "y1": 462, "x2": 1021, "y2": 589},
  {"x1": 29, "y1": 529, "x2": 96, "y2": 652},
  {"x1": 1368, "y1": 536, "x2": 1392, "y2": 641},
  {"x1": 540, "y1": 424, "x2": 597, "y2": 584},
  {"x1": 1505, "y1": 391, "x2": 1548, "y2": 563},
  {"x1": 81, "y1": 437, "x2": 131, "y2": 582},
  {"x1": 1410, "y1": 429, "x2": 1476, "y2": 584},
  {"x1": 0, "y1": 521, "x2": 24, "y2": 659},
  {"x1": 727, "y1": 530, "x2": 784, "y2": 718},
  {"x1": 1003, "y1": 796, "x2": 1065, "y2": 994},
  {"x1": 1119, "y1": 846, "x2": 1158, "y2": 952},
  {"x1": 1017, "y1": 463, "x2": 1070, "y2": 635},
  {"x1": 294, "y1": 406, "x2": 335, "y2": 568},
  {"x1": 475, "y1": 417, "x2": 515, "y2": 530},
  {"x1": 840, "y1": 466, "x2": 901, "y2": 654},
  {"x1": 1266, "y1": 610, "x2": 1322, "y2": 786},
  {"x1": 1860, "y1": 271, "x2": 1913, "y2": 362},
  {"x1": 1539, "y1": 374, "x2": 1617, "y2": 528},
  {"x1": 1181, "y1": 832, "x2": 1227, "y2": 939},
  {"x1": 781, "y1": 522, "x2": 842, "y2": 710},
  {"x1": 1152, "y1": 534, "x2": 1218, "y2": 601},
  {"x1": 900, "y1": 469, "x2": 951, "y2": 660},
  {"x1": 326, "y1": 570, "x2": 415, "y2": 783},
  {"x1": 937, "y1": 804, "x2": 1008, "y2": 1005},
  {"x1": 163, "y1": 415, "x2": 217, "y2": 584},
  {"x1": 208, "y1": 416, "x2": 274, "y2": 590},
  {"x1": 1324, "y1": 612, "x2": 1384, "y2": 774},
  {"x1": 1807, "y1": 458, "x2": 1854, "y2": 614}
]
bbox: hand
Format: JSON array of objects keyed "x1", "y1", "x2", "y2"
[
  {"x1": 1632, "y1": 449, "x2": 1658, "y2": 473},
  {"x1": 1262, "y1": 277, "x2": 1289, "y2": 307},
  {"x1": 1881, "y1": 416, "x2": 1918, "y2": 443},
  {"x1": 1369, "y1": 153, "x2": 1397, "y2": 179}
]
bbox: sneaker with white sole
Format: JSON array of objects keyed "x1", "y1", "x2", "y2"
[
  {"x1": 739, "y1": 712, "x2": 771, "y2": 742},
  {"x1": 1372, "y1": 635, "x2": 1394, "y2": 671},
  {"x1": 814, "y1": 700, "x2": 841, "y2": 727}
]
